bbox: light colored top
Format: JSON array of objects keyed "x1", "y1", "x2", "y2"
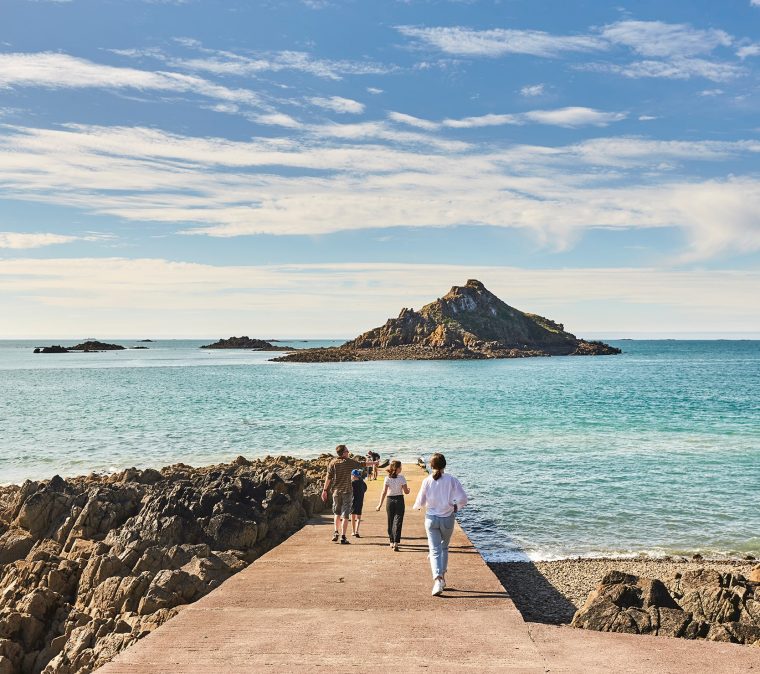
[
  {"x1": 383, "y1": 474, "x2": 408, "y2": 497},
  {"x1": 413, "y1": 472, "x2": 468, "y2": 517}
]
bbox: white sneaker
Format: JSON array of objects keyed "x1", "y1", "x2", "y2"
[{"x1": 432, "y1": 577, "x2": 444, "y2": 596}]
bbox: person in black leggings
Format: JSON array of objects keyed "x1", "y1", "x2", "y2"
[{"x1": 375, "y1": 460, "x2": 411, "y2": 551}]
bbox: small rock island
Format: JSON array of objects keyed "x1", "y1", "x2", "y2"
[
  {"x1": 200, "y1": 336, "x2": 291, "y2": 351},
  {"x1": 274, "y1": 279, "x2": 620, "y2": 363}
]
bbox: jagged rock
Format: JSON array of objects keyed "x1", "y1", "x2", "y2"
[
  {"x1": 0, "y1": 454, "x2": 331, "y2": 674},
  {"x1": 0, "y1": 529, "x2": 35, "y2": 564},
  {"x1": 67, "y1": 341, "x2": 125, "y2": 351},
  {"x1": 199, "y1": 336, "x2": 290, "y2": 351},
  {"x1": 275, "y1": 279, "x2": 621, "y2": 363},
  {"x1": 573, "y1": 568, "x2": 760, "y2": 647},
  {"x1": 33, "y1": 346, "x2": 69, "y2": 354}
]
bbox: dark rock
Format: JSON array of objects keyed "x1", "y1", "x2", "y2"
[
  {"x1": 200, "y1": 336, "x2": 291, "y2": 351},
  {"x1": 67, "y1": 341, "x2": 125, "y2": 351},
  {"x1": 573, "y1": 568, "x2": 760, "y2": 647},
  {"x1": 274, "y1": 279, "x2": 620, "y2": 363},
  {"x1": 33, "y1": 346, "x2": 69, "y2": 354}
]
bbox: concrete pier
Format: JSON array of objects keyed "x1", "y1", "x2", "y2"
[{"x1": 99, "y1": 467, "x2": 760, "y2": 673}]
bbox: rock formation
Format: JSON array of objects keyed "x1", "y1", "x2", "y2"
[
  {"x1": 274, "y1": 279, "x2": 620, "y2": 362},
  {"x1": 33, "y1": 347, "x2": 69, "y2": 354},
  {"x1": 0, "y1": 455, "x2": 334, "y2": 674},
  {"x1": 67, "y1": 342, "x2": 125, "y2": 352},
  {"x1": 572, "y1": 569, "x2": 760, "y2": 646},
  {"x1": 200, "y1": 337, "x2": 290, "y2": 351}
]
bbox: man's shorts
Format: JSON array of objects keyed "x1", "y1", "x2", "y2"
[{"x1": 332, "y1": 490, "x2": 353, "y2": 518}]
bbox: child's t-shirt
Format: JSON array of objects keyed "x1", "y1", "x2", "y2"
[{"x1": 384, "y1": 474, "x2": 407, "y2": 497}]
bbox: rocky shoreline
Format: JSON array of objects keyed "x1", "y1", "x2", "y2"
[
  {"x1": 0, "y1": 455, "x2": 336, "y2": 674},
  {"x1": 490, "y1": 558, "x2": 759, "y2": 646}
]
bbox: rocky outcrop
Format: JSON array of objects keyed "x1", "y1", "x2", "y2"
[
  {"x1": 0, "y1": 455, "x2": 334, "y2": 674},
  {"x1": 33, "y1": 347, "x2": 69, "y2": 354},
  {"x1": 571, "y1": 569, "x2": 760, "y2": 646},
  {"x1": 275, "y1": 279, "x2": 620, "y2": 362},
  {"x1": 67, "y1": 342, "x2": 125, "y2": 352},
  {"x1": 200, "y1": 336, "x2": 291, "y2": 351}
]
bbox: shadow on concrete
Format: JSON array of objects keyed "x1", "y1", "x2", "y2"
[
  {"x1": 488, "y1": 561, "x2": 578, "y2": 625},
  {"x1": 440, "y1": 587, "x2": 511, "y2": 600}
]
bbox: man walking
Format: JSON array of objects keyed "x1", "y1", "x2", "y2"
[{"x1": 322, "y1": 444, "x2": 363, "y2": 544}]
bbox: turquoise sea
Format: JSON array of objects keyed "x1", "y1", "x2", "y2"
[{"x1": 1, "y1": 339, "x2": 758, "y2": 561}]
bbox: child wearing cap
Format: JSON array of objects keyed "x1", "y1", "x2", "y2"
[{"x1": 350, "y1": 469, "x2": 367, "y2": 537}]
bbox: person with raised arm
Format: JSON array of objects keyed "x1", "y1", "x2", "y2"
[{"x1": 413, "y1": 453, "x2": 468, "y2": 596}]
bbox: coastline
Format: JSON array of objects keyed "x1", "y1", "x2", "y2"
[{"x1": 489, "y1": 558, "x2": 758, "y2": 625}]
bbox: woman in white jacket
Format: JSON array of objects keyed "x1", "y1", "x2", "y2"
[{"x1": 413, "y1": 453, "x2": 468, "y2": 596}]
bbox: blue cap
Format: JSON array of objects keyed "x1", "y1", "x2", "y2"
[{"x1": 351, "y1": 469, "x2": 362, "y2": 478}]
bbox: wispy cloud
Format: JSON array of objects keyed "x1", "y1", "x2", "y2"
[
  {"x1": 601, "y1": 20, "x2": 732, "y2": 58},
  {"x1": 520, "y1": 84, "x2": 545, "y2": 97},
  {"x1": 308, "y1": 96, "x2": 365, "y2": 114},
  {"x1": 0, "y1": 52, "x2": 263, "y2": 106},
  {"x1": 387, "y1": 111, "x2": 440, "y2": 130},
  {"x1": 396, "y1": 25, "x2": 607, "y2": 58},
  {"x1": 398, "y1": 19, "x2": 749, "y2": 82},
  {"x1": 163, "y1": 47, "x2": 393, "y2": 81},
  {"x1": 0, "y1": 124, "x2": 759, "y2": 260},
  {"x1": 580, "y1": 57, "x2": 745, "y2": 82},
  {"x1": 0, "y1": 232, "x2": 77, "y2": 249},
  {"x1": 443, "y1": 107, "x2": 626, "y2": 128}
]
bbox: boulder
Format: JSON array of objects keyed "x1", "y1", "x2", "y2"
[{"x1": 573, "y1": 568, "x2": 760, "y2": 646}]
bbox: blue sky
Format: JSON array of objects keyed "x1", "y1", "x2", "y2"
[{"x1": 1, "y1": 0, "x2": 759, "y2": 337}]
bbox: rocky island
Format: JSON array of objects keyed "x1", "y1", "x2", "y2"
[
  {"x1": 67, "y1": 342, "x2": 125, "y2": 352},
  {"x1": 274, "y1": 279, "x2": 620, "y2": 363},
  {"x1": 200, "y1": 336, "x2": 291, "y2": 351},
  {"x1": 0, "y1": 455, "x2": 334, "y2": 674}
]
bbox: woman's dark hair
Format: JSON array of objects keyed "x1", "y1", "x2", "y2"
[
  {"x1": 387, "y1": 459, "x2": 401, "y2": 478},
  {"x1": 430, "y1": 453, "x2": 446, "y2": 480}
]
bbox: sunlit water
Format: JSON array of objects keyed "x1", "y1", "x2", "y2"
[{"x1": 1, "y1": 339, "x2": 758, "y2": 561}]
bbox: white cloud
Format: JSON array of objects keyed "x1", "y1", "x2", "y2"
[
  {"x1": 0, "y1": 52, "x2": 262, "y2": 106},
  {"x1": 522, "y1": 107, "x2": 626, "y2": 127},
  {"x1": 638, "y1": 115, "x2": 657, "y2": 121},
  {"x1": 443, "y1": 113, "x2": 519, "y2": 128},
  {"x1": 520, "y1": 84, "x2": 545, "y2": 97},
  {"x1": 166, "y1": 49, "x2": 392, "y2": 82},
  {"x1": 751, "y1": 0, "x2": 760, "y2": 6},
  {"x1": 0, "y1": 232, "x2": 78, "y2": 249},
  {"x1": 367, "y1": 87, "x2": 384, "y2": 95},
  {"x1": 254, "y1": 112, "x2": 302, "y2": 128},
  {"x1": 601, "y1": 20, "x2": 732, "y2": 58},
  {"x1": 700, "y1": 89, "x2": 724, "y2": 97},
  {"x1": 0, "y1": 125, "x2": 759, "y2": 260},
  {"x1": 580, "y1": 57, "x2": 745, "y2": 82},
  {"x1": 308, "y1": 96, "x2": 365, "y2": 114},
  {"x1": 737, "y1": 44, "x2": 760, "y2": 59},
  {"x1": 1, "y1": 258, "x2": 759, "y2": 336},
  {"x1": 443, "y1": 107, "x2": 626, "y2": 128},
  {"x1": 396, "y1": 25, "x2": 607, "y2": 58},
  {"x1": 387, "y1": 111, "x2": 440, "y2": 130}
]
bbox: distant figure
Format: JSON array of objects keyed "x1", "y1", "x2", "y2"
[
  {"x1": 322, "y1": 445, "x2": 363, "y2": 544},
  {"x1": 413, "y1": 453, "x2": 468, "y2": 596},
  {"x1": 365, "y1": 451, "x2": 376, "y2": 480},
  {"x1": 371, "y1": 451, "x2": 381, "y2": 479},
  {"x1": 375, "y1": 459, "x2": 410, "y2": 551},
  {"x1": 350, "y1": 469, "x2": 367, "y2": 537}
]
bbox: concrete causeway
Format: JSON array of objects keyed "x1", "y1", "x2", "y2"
[{"x1": 99, "y1": 467, "x2": 760, "y2": 673}]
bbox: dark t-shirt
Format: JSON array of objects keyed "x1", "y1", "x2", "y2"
[{"x1": 352, "y1": 479, "x2": 367, "y2": 510}]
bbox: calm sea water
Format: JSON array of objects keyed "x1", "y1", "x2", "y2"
[{"x1": 1, "y1": 339, "x2": 758, "y2": 561}]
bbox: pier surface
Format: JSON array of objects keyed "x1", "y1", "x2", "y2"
[{"x1": 99, "y1": 467, "x2": 760, "y2": 673}]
